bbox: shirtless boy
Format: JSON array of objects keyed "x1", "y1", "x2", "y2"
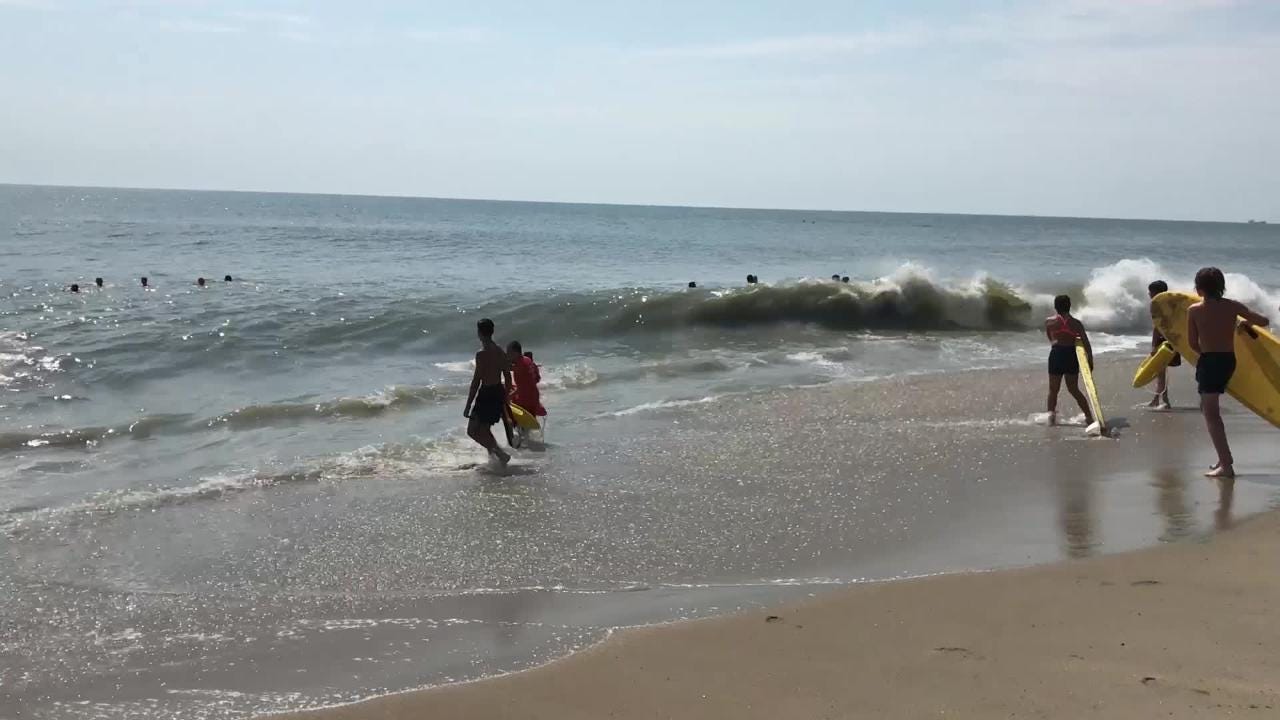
[
  {"x1": 1188, "y1": 267, "x2": 1270, "y2": 479},
  {"x1": 463, "y1": 318, "x2": 513, "y2": 466}
]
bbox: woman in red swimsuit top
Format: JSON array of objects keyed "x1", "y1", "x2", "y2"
[{"x1": 1043, "y1": 294, "x2": 1094, "y2": 426}]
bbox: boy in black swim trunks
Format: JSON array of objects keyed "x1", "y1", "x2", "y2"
[
  {"x1": 1188, "y1": 267, "x2": 1270, "y2": 479},
  {"x1": 1146, "y1": 280, "x2": 1181, "y2": 409},
  {"x1": 1044, "y1": 294, "x2": 1094, "y2": 427},
  {"x1": 463, "y1": 318, "x2": 513, "y2": 466}
]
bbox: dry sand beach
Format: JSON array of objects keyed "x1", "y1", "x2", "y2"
[{"x1": 280, "y1": 358, "x2": 1280, "y2": 720}]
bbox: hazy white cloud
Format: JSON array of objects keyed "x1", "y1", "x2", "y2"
[
  {"x1": 1, "y1": 0, "x2": 1273, "y2": 219},
  {"x1": 405, "y1": 27, "x2": 500, "y2": 44},
  {"x1": 639, "y1": 29, "x2": 932, "y2": 59},
  {"x1": 0, "y1": 0, "x2": 56, "y2": 9},
  {"x1": 150, "y1": 17, "x2": 241, "y2": 34},
  {"x1": 228, "y1": 10, "x2": 311, "y2": 27},
  {"x1": 640, "y1": 0, "x2": 1258, "y2": 61}
]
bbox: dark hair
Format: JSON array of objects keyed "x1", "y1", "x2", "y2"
[
  {"x1": 477, "y1": 318, "x2": 495, "y2": 337},
  {"x1": 1054, "y1": 294, "x2": 1072, "y2": 314},
  {"x1": 507, "y1": 340, "x2": 523, "y2": 355},
  {"x1": 831, "y1": 274, "x2": 840, "y2": 281},
  {"x1": 1195, "y1": 267, "x2": 1225, "y2": 299},
  {"x1": 197, "y1": 277, "x2": 206, "y2": 286},
  {"x1": 1148, "y1": 280, "x2": 1168, "y2": 297},
  {"x1": 841, "y1": 276, "x2": 850, "y2": 283},
  {"x1": 70, "y1": 283, "x2": 80, "y2": 292},
  {"x1": 224, "y1": 275, "x2": 233, "y2": 282},
  {"x1": 687, "y1": 281, "x2": 697, "y2": 288},
  {"x1": 140, "y1": 277, "x2": 148, "y2": 286},
  {"x1": 95, "y1": 277, "x2": 103, "y2": 286}
]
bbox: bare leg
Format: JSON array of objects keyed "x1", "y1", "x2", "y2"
[
  {"x1": 1047, "y1": 374, "x2": 1062, "y2": 424},
  {"x1": 468, "y1": 419, "x2": 510, "y2": 463},
  {"x1": 1064, "y1": 374, "x2": 1094, "y2": 425},
  {"x1": 1201, "y1": 394, "x2": 1234, "y2": 477},
  {"x1": 1148, "y1": 370, "x2": 1170, "y2": 408}
]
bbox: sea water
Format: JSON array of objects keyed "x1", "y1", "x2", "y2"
[{"x1": 3, "y1": 184, "x2": 1279, "y2": 718}]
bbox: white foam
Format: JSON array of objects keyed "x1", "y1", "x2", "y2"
[
  {"x1": 0, "y1": 332, "x2": 64, "y2": 388},
  {"x1": 1069, "y1": 258, "x2": 1280, "y2": 333},
  {"x1": 1, "y1": 472, "x2": 278, "y2": 536},
  {"x1": 433, "y1": 360, "x2": 474, "y2": 373},
  {"x1": 1075, "y1": 258, "x2": 1164, "y2": 331},
  {"x1": 1031, "y1": 412, "x2": 1090, "y2": 427},
  {"x1": 540, "y1": 363, "x2": 599, "y2": 390},
  {"x1": 608, "y1": 396, "x2": 719, "y2": 417},
  {"x1": 1088, "y1": 332, "x2": 1147, "y2": 354},
  {"x1": 785, "y1": 351, "x2": 840, "y2": 369}
]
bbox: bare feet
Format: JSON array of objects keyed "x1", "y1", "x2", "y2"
[
  {"x1": 1047, "y1": 411, "x2": 1057, "y2": 427},
  {"x1": 490, "y1": 448, "x2": 511, "y2": 467},
  {"x1": 1206, "y1": 464, "x2": 1235, "y2": 479}
]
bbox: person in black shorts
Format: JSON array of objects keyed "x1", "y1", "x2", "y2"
[
  {"x1": 1044, "y1": 294, "x2": 1094, "y2": 427},
  {"x1": 1146, "y1": 280, "x2": 1181, "y2": 409},
  {"x1": 463, "y1": 318, "x2": 513, "y2": 466},
  {"x1": 1188, "y1": 267, "x2": 1270, "y2": 478}
]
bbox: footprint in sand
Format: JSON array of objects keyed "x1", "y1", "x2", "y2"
[{"x1": 932, "y1": 646, "x2": 980, "y2": 659}]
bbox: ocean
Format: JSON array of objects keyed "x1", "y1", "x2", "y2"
[{"x1": 3, "y1": 184, "x2": 1280, "y2": 719}]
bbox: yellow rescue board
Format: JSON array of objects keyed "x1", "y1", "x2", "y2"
[
  {"x1": 1133, "y1": 342, "x2": 1176, "y2": 388},
  {"x1": 1150, "y1": 291, "x2": 1280, "y2": 429},
  {"x1": 509, "y1": 403, "x2": 541, "y2": 431},
  {"x1": 1076, "y1": 340, "x2": 1106, "y2": 432}
]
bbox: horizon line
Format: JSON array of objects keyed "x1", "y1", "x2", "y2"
[{"x1": 0, "y1": 181, "x2": 1265, "y2": 226}]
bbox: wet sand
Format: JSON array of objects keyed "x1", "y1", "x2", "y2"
[
  {"x1": 283, "y1": 508, "x2": 1280, "y2": 720},
  {"x1": 278, "y1": 359, "x2": 1280, "y2": 720},
  {"x1": 8, "y1": 357, "x2": 1278, "y2": 718}
]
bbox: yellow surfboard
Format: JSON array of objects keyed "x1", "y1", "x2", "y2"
[
  {"x1": 1133, "y1": 342, "x2": 1176, "y2": 388},
  {"x1": 1076, "y1": 340, "x2": 1106, "y2": 434},
  {"x1": 509, "y1": 403, "x2": 541, "y2": 431},
  {"x1": 1150, "y1": 291, "x2": 1280, "y2": 428}
]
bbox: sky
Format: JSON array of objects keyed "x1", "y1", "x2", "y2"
[{"x1": 1, "y1": 0, "x2": 1278, "y2": 220}]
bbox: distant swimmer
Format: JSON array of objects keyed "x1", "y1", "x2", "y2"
[
  {"x1": 95, "y1": 277, "x2": 104, "y2": 289},
  {"x1": 224, "y1": 275, "x2": 234, "y2": 282},
  {"x1": 140, "y1": 277, "x2": 149, "y2": 288},
  {"x1": 831, "y1": 274, "x2": 840, "y2": 281},
  {"x1": 1146, "y1": 280, "x2": 1180, "y2": 410},
  {"x1": 1044, "y1": 294, "x2": 1094, "y2": 427},
  {"x1": 841, "y1": 276, "x2": 850, "y2": 283},
  {"x1": 69, "y1": 283, "x2": 80, "y2": 293},
  {"x1": 1188, "y1": 267, "x2": 1270, "y2": 479},
  {"x1": 688, "y1": 281, "x2": 697, "y2": 288},
  {"x1": 463, "y1": 318, "x2": 512, "y2": 467},
  {"x1": 197, "y1": 277, "x2": 206, "y2": 287},
  {"x1": 746, "y1": 274, "x2": 757, "y2": 285}
]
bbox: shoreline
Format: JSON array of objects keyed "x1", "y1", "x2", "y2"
[
  {"x1": 274, "y1": 358, "x2": 1280, "y2": 720},
  {"x1": 279, "y1": 506, "x2": 1280, "y2": 719},
  {"x1": 8, "y1": 355, "x2": 1280, "y2": 718}
]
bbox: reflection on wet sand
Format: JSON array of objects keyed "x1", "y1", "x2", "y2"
[
  {"x1": 1047, "y1": 439, "x2": 1096, "y2": 558},
  {"x1": 1055, "y1": 474, "x2": 1095, "y2": 558},
  {"x1": 1215, "y1": 478, "x2": 1235, "y2": 531},
  {"x1": 1153, "y1": 469, "x2": 1195, "y2": 542}
]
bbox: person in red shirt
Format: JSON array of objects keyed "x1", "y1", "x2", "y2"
[{"x1": 506, "y1": 341, "x2": 546, "y2": 418}]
